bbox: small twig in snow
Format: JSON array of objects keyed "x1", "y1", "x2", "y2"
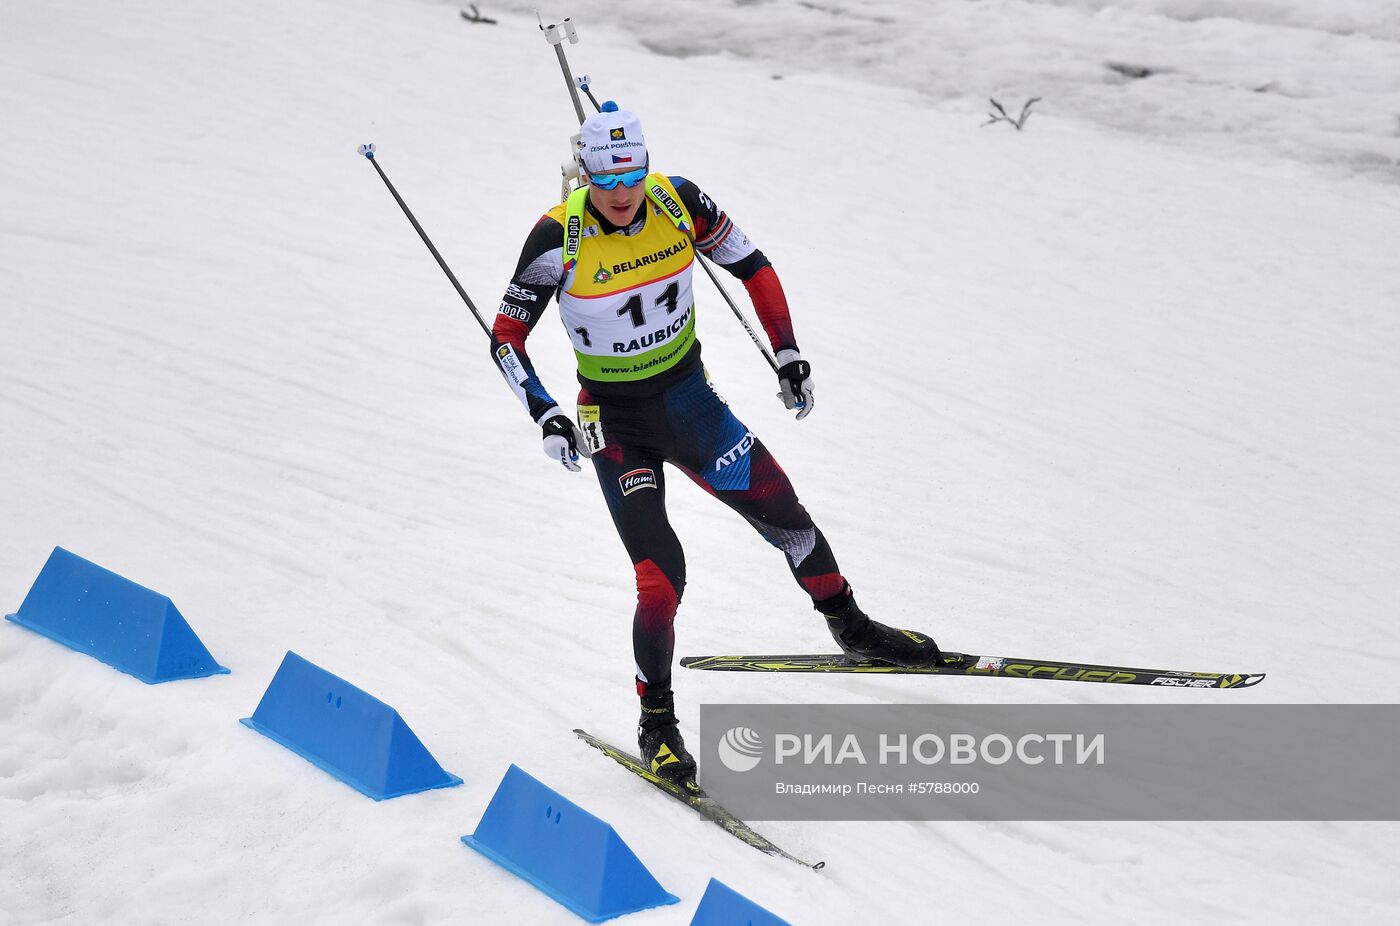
[
  {"x1": 461, "y1": 5, "x2": 498, "y2": 25},
  {"x1": 982, "y1": 97, "x2": 1041, "y2": 131}
]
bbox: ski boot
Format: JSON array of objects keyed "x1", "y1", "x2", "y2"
[
  {"x1": 637, "y1": 688, "x2": 699, "y2": 793},
  {"x1": 818, "y1": 584, "x2": 943, "y2": 667}
]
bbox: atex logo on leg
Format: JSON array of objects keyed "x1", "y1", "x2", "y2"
[{"x1": 715, "y1": 430, "x2": 755, "y2": 471}]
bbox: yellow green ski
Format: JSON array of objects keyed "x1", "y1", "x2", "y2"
[
  {"x1": 679, "y1": 652, "x2": 1265, "y2": 689},
  {"x1": 573, "y1": 728, "x2": 824, "y2": 870}
]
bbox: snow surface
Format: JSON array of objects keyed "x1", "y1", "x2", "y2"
[{"x1": 2, "y1": 0, "x2": 1398, "y2": 923}]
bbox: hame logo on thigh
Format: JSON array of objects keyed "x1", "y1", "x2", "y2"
[{"x1": 619, "y1": 468, "x2": 658, "y2": 495}]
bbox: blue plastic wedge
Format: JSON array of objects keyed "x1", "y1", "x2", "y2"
[
  {"x1": 690, "y1": 878, "x2": 793, "y2": 926},
  {"x1": 240, "y1": 651, "x2": 462, "y2": 800},
  {"x1": 5, "y1": 546, "x2": 229, "y2": 683},
  {"x1": 462, "y1": 764, "x2": 679, "y2": 922}
]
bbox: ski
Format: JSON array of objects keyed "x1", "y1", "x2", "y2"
[
  {"x1": 680, "y1": 652, "x2": 1265, "y2": 689},
  {"x1": 573, "y1": 729, "x2": 824, "y2": 870}
]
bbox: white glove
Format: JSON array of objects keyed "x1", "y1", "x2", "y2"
[
  {"x1": 539, "y1": 408, "x2": 592, "y2": 472},
  {"x1": 775, "y1": 348, "x2": 815, "y2": 421}
]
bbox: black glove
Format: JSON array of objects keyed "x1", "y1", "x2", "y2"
[
  {"x1": 775, "y1": 349, "x2": 815, "y2": 420},
  {"x1": 540, "y1": 411, "x2": 591, "y2": 472}
]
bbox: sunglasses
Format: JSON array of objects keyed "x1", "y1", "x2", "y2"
[{"x1": 587, "y1": 165, "x2": 648, "y2": 190}]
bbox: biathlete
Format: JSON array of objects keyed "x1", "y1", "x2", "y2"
[{"x1": 490, "y1": 102, "x2": 941, "y2": 788}]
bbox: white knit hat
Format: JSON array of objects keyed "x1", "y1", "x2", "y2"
[{"x1": 577, "y1": 101, "x2": 648, "y2": 175}]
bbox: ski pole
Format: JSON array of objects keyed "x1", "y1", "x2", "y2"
[
  {"x1": 357, "y1": 143, "x2": 491, "y2": 337},
  {"x1": 536, "y1": 26, "x2": 778, "y2": 374},
  {"x1": 697, "y1": 257, "x2": 779, "y2": 372},
  {"x1": 576, "y1": 74, "x2": 602, "y2": 114},
  {"x1": 537, "y1": 12, "x2": 587, "y2": 125}
]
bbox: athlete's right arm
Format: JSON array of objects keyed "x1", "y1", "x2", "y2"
[{"x1": 489, "y1": 214, "x2": 568, "y2": 426}]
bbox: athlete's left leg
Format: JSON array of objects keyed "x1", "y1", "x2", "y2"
[
  {"x1": 662, "y1": 370, "x2": 846, "y2": 602},
  {"x1": 687, "y1": 439, "x2": 850, "y2": 600},
  {"x1": 664, "y1": 369, "x2": 943, "y2": 665}
]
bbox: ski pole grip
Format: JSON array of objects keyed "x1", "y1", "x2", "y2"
[
  {"x1": 358, "y1": 143, "x2": 377, "y2": 159},
  {"x1": 538, "y1": 15, "x2": 579, "y2": 45}
]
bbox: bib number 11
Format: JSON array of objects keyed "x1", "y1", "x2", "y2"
[{"x1": 617, "y1": 281, "x2": 681, "y2": 328}]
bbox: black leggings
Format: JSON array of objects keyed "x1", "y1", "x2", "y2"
[{"x1": 584, "y1": 367, "x2": 846, "y2": 694}]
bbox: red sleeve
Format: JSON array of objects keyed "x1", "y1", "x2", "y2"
[
  {"x1": 491, "y1": 314, "x2": 530, "y2": 352},
  {"x1": 742, "y1": 265, "x2": 798, "y2": 354}
]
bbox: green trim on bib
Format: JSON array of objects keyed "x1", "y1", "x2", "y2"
[
  {"x1": 644, "y1": 174, "x2": 693, "y2": 234},
  {"x1": 573, "y1": 309, "x2": 697, "y2": 382},
  {"x1": 563, "y1": 184, "x2": 590, "y2": 267}
]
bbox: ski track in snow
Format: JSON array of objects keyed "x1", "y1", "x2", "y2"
[{"x1": 3, "y1": 0, "x2": 1399, "y2": 923}]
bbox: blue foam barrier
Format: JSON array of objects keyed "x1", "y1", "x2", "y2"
[
  {"x1": 240, "y1": 651, "x2": 462, "y2": 800},
  {"x1": 4, "y1": 546, "x2": 229, "y2": 684},
  {"x1": 690, "y1": 878, "x2": 792, "y2": 926},
  {"x1": 462, "y1": 764, "x2": 679, "y2": 922}
]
